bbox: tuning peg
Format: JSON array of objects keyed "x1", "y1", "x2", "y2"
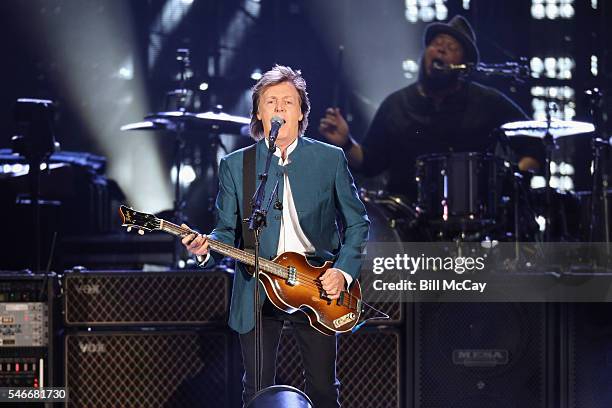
[
  {"x1": 127, "y1": 227, "x2": 132, "y2": 232},
  {"x1": 138, "y1": 229, "x2": 145, "y2": 235}
]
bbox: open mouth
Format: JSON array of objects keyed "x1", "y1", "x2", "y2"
[
  {"x1": 271, "y1": 116, "x2": 286, "y2": 126},
  {"x1": 432, "y1": 58, "x2": 446, "y2": 70}
]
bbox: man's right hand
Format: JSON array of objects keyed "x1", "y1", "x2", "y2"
[
  {"x1": 319, "y1": 107, "x2": 350, "y2": 146},
  {"x1": 181, "y1": 224, "x2": 210, "y2": 256}
]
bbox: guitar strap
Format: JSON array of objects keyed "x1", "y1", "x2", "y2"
[{"x1": 241, "y1": 144, "x2": 257, "y2": 251}]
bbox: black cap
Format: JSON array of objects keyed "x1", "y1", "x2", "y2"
[{"x1": 423, "y1": 15, "x2": 479, "y2": 64}]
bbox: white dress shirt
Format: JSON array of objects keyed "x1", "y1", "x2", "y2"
[{"x1": 199, "y1": 137, "x2": 352, "y2": 288}]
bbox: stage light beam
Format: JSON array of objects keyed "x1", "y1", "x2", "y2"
[{"x1": 16, "y1": 1, "x2": 173, "y2": 213}]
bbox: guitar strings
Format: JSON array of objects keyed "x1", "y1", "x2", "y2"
[{"x1": 162, "y1": 220, "x2": 361, "y2": 309}]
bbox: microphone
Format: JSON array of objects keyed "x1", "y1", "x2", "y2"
[
  {"x1": 268, "y1": 116, "x2": 285, "y2": 151},
  {"x1": 432, "y1": 60, "x2": 473, "y2": 72}
]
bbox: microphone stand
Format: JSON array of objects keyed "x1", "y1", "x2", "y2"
[{"x1": 247, "y1": 132, "x2": 280, "y2": 393}]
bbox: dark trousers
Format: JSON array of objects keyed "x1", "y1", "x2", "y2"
[{"x1": 239, "y1": 300, "x2": 340, "y2": 407}]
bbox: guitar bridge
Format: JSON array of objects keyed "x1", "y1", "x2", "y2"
[
  {"x1": 286, "y1": 266, "x2": 297, "y2": 286},
  {"x1": 337, "y1": 292, "x2": 362, "y2": 312}
]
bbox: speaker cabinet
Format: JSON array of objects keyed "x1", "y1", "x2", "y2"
[
  {"x1": 568, "y1": 303, "x2": 612, "y2": 408},
  {"x1": 63, "y1": 270, "x2": 230, "y2": 326},
  {"x1": 64, "y1": 330, "x2": 240, "y2": 407},
  {"x1": 415, "y1": 303, "x2": 549, "y2": 408},
  {"x1": 276, "y1": 326, "x2": 403, "y2": 407}
]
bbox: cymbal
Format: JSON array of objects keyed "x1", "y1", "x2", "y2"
[
  {"x1": 195, "y1": 111, "x2": 251, "y2": 133},
  {"x1": 121, "y1": 110, "x2": 250, "y2": 135},
  {"x1": 120, "y1": 119, "x2": 168, "y2": 132},
  {"x1": 501, "y1": 120, "x2": 595, "y2": 139}
]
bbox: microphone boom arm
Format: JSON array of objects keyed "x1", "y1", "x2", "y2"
[{"x1": 449, "y1": 61, "x2": 530, "y2": 82}]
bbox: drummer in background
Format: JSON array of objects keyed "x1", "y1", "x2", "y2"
[{"x1": 319, "y1": 15, "x2": 540, "y2": 201}]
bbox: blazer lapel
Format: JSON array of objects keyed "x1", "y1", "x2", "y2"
[{"x1": 284, "y1": 138, "x2": 313, "y2": 221}]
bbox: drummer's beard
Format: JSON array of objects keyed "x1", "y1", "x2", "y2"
[{"x1": 418, "y1": 57, "x2": 462, "y2": 92}]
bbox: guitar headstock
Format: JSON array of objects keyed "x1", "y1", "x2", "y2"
[{"x1": 119, "y1": 205, "x2": 161, "y2": 235}]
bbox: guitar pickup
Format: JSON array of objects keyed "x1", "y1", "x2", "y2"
[
  {"x1": 285, "y1": 266, "x2": 297, "y2": 286},
  {"x1": 337, "y1": 291, "x2": 346, "y2": 306}
]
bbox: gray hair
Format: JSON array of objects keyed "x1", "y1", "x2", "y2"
[{"x1": 250, "y1": 65, "x2": 311, "y2": 140}]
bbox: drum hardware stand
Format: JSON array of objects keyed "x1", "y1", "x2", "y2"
[
  {"x1": 204, "y1": 105, "x2": 231, "y2": 213},
  {"x1": 541, "y1": 103, "x2": 559, "y2": 243},
  {"x1": 512, "y1": 171, "x2": 522, "y2": 258},
  {"x1": 11, "y1": 99, "x2": 59, "y2": 273},
  {"x1": 585, "y1": 88, "x2": 610, "y2": 267},
  {"x1": 493, "y1": 127, "x2": 527, "y2": 258},
  {"x1": 463, "y1": 58, "x2": 532, "y2": 244},
  {"x1": 169, "y1": 48, "x2": 192, "y2": 267},
  {"x1": 589, "y1": 138, "x2": 609, "y2": 242}
]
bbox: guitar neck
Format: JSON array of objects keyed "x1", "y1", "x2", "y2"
[{"x1": 158, "y1": 219, "x2": 287, "y2": 278}]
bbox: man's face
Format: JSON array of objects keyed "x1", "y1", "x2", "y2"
[
  {"x1": 423, "y1": 33, "x2": 465, "y2": 77},
  {"x1": 257, "y1": 81, "x2": 303, "y2": 145}
]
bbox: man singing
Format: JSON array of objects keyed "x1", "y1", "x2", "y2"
[
  {"x1": 182, "y1": 65, "x2": 369, "y2": 407},
  {"x1": 320, "y1": 15, "x2": 538, "y2": 201}
]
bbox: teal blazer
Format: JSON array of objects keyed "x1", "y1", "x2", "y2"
[{"x1": 203, "y1": 137, "x2": 369, "y2": 334}]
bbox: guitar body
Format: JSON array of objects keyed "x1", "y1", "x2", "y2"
[{"x1": 258, "y1": 252, "x2": 362, "y2": 335}]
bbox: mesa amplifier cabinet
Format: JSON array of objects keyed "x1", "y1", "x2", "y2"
[
  {"x1": 64, "y1": 329, "x2": 240, "y2": 407},
  {"x1": 567, "y1": 303, "x2": 612, "y2": 408},
  {"x1": 414, "y1": 302, "x2": 550, "y2": 408},
  {"x1": 63, "y1": 269, "x2": 231, "y2": 326},
  {"x1": 0, "y1": 272, "x2": 57, "y2": 389}
]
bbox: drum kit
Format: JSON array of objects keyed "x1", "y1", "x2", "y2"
[{"x1": 363, "y1": 117, "x2": 610, "y2": 245}]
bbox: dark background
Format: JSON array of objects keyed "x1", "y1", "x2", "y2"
[{"x1": 0, "y1": 0, "x2": 610, "y2": 214}]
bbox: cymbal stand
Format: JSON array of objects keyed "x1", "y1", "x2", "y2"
[
  {"x1": 493, "y1": 128, "x2": 526, "y2": 259},
  {"x1": 542, "y1": 103, "x2": 557, "y2": 242},
  {"x1": 206, "y1": 105, "x2": 231, "y2": 184},
  {"x1": 11, "y1": 99, "x2": 59, "y2": 272},
  {"x1": 586, "y1": 88, "x2": 610, "y2": 248},
  {"x1": 204, "y1": 112, "x2": 228, "y2": 214}
]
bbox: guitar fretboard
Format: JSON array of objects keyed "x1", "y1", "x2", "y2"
[{"x1": 159, "y1": 219, "x2": 289, "y2": 279}]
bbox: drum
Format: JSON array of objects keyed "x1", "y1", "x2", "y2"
[
  {"x1": 360, "y1": 190, "x2": 420, "y2": 245},
  {"x1": 416, "y1": 152, "x2": 510, "y2": 230}
]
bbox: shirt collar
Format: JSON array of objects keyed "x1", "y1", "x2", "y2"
[{"x1": 264, "y1": 136, "x2": 299, "y2": 159}]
